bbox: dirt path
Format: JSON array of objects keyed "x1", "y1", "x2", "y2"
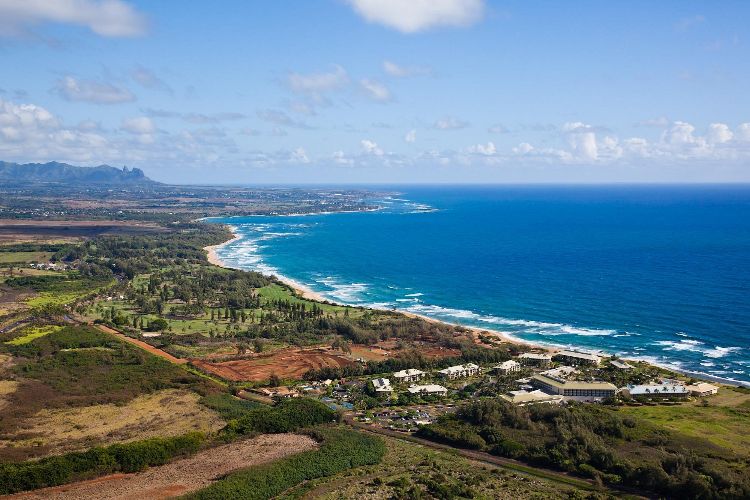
[
  {"x1": 7, "y1": 433, "x2": 318, "y2": 499},
  {"x1": 94, "y1": 324, "x2": 188, "y2": 365}
]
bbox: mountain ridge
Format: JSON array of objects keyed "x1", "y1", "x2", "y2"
[{"x1": 0, "y1": 161, "x2": 157, "y2": 185}]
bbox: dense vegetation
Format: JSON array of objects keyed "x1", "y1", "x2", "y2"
[
  {"x1": 0, "y1": 432, "x2": 204, "y2": 494},
  {"x1": 225, "y1": 398, "x2": 337, "y2": 435},
  {"x1": 417, "y1": 398, "x2": 750, "y2": 499},
  {"x1": 187, "y1": 427, "x2": 386, "y2": 500}
]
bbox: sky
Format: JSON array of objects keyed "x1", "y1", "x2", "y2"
[{"x1": 0, "y1": 0, "x2": 749, "y2": 184}]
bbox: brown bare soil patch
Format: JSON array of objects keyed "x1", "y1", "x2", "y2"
[
  {"x1": 8, "y1": 433, "x2": 318, "y2": 499},
  {"x1": 192, "y1": 347, "x2": 354, "y2": 382}
]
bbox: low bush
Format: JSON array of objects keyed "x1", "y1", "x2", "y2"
[
  {"x1": 0, "y1": 433, "x2": 204, "y2": 495},
  {"x1": 227, "y1": 398, "x2": 336, "y2": 435},
  {"x1": 187, "y1": 427, "x2": 385, "y2": 500}
]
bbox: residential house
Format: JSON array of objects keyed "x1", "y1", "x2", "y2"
[{"x1": 371, "y1": 378, "x2": 393, "y2": 393}]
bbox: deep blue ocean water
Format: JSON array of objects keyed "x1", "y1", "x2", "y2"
[{"x1": 210, "y1": 185, "x2": 750, "y2": 385}]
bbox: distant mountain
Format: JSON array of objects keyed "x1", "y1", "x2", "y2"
[{"x1": 0, "y1": 161, "x2": 157, "y2": 185}]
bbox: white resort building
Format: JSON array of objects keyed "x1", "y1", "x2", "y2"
[
  {"x1": 393, "y1": 369, "x2": 426, "y2": 383},
  {"x1": 517, "y1": 352, "x2": 552, "y2": 367},
  {"x1": 620, "y1": 382, "x2": 689, "y2": 399},
  {"x1": 493, "y1": 360, "x2": 521, "y2": 375},
  {"x1": 437, "y1": 363, "x2": 480, "y2": 379},
  {"x1": 407, "y1": 384, "x2": 448, "y2": 396},
  {"x1": 531, "y1": 374, "x2": 617, "y2": 401}
]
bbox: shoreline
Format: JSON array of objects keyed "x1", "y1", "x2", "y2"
[{"x1": 203, "y1": 225, "x2": 748, "y2": 388}]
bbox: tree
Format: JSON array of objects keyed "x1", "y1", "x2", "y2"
[{"x1": 269, "y1": 373, "x2": 281, "y2": 387}]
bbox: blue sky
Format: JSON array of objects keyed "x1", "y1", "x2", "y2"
[{"x1": 1, "y1": 0, "x2": 749, "y2": 183}]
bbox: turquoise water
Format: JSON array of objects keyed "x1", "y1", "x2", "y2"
[{"x1": 210, "y1": 185, "x2": 750, "y2": 385}]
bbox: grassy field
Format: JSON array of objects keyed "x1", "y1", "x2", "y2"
[
  {"x1": 0, "y1": 388, "x2": 223, "y2": 458},
  {"x1": 284, "y1": 434, "x2": 587, "y2": 499},
  {"x1": 617, "y1": 387, "x2": 750, "y2": 456},
  {"x1": 258, "y1": 283, "x2": 364, "y2": 317},
  {"x1": 0, "y1": 252, "x2": 54, "y2": 264},
  {"x1": 5, "y1": 325, "x2": 64, "y2": 346}
]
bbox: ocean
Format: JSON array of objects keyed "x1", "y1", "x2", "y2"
[{"x1": 209, "y1": 185, "x2": 750, "y2": 385}]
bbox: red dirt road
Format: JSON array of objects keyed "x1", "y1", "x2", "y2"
[{"x1": 94, "y1": 325, "x2": 187, "y2": 365}]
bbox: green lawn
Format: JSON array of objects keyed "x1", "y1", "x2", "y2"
[{"x1": 258, "y1": 283, "x2": 362, "y2": 316}]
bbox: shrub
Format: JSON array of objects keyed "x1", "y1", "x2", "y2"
[
  {"x1": 187, "y1": 427, "x2": 385, "y2": 500},
  {"x1": 0, "y1": 433, "x2": 205, "y2": 495}
]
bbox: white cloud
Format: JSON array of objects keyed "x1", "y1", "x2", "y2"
[
  {"x1": 467, "y1": 141, "x2": 496, "y2": 155},
  {"x1": 290, "y1": 147, "x2": 309, "y2": 163},
  {"x1": 675, "y1": 14, "x2": 705, "y2": 32},
  {"x1": 332, "y1": 150, "x2": 354, "y2": 165},
  {"x1": 346, "y1": 0, "x2": 485, "y2": 33},
  {"x1": 54, "y1": 76, "x2": 135, "y2": 104},
  {"x1": 737, "y1": 123, "x2": 750, "y2": 142},
  {"x1": 707, "y1": 123, "x2": 733, "y2": 144},
  {"x1": 513, "y1": 142, "x2": 534, "y2": 155},
  {"x1": 120, "y1": 116, "x2": 155, "y2": 134},
  {"x1": 434, "y1": 116, "x2": 469, "y2": 130},
  {"x1": 359, "y1": 78, "x2": 392, "y2": 102},
  {"x1": 288, "y1": 65, "x2": 349, "y2": 94},
  {"x1": 404, "y1": 129, "x2": 416, "y2": 143},
  {"x1": 360, "y1": 139, "x2": 383, "y2": 156},
  {"x1": 0, "y1": 0, "x2": 147, "y2": 38},
  {"x1": 383, "y1": 60, "x2": 432, "y2": 77}
]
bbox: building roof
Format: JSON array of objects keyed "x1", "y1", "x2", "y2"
[
  {"x1": 393, "y1": 368, "x2": 425, "y2": 378},
  {"x1": 493, "y1": 360, "x2": 520, "y2": 370},
  {"x1": 501, "y1": 390, "x2": 564, "y2": 405},
  {"x1": 532, "y1": 374, "x2": 617, "y2": 391},
  {"x1": 686, "y1": 382, "x2": 719, "y2": 393},
  {"x1": 371, "y1": 378, "x2": 392, "y2": 390},
  {"x1": 554, "y1": 350, "x2": 602, "y2": 362},
  {"x1": 438, "y1": 363, "x2": 480, "y2": 375},
  {"x1": 541, "y1": 366, "x2": 577, "y2": 378},
  {"x1": 407, "y1": 384, "x2": 448, "y2": 394},
  {"x1": 518, "y1": 352, "x2": 552, "y2": 360},
  {"x1": 610, "y1": 360, "x2": 634, "y2": 369},
  {"x1": 625, "y1": 383, "x2": 689, "y2": 395}
]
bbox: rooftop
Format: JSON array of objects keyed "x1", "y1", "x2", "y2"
[{"x1": 532, "y1": 374, "x2": 617, "y2": 391}]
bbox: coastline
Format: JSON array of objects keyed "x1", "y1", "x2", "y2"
[
  {"x1": 203, "y1": 222, "x2": 748, "y2": 387},
  {"x1": 204, "y1": 226, "x2": 553, "y2": 353}
]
